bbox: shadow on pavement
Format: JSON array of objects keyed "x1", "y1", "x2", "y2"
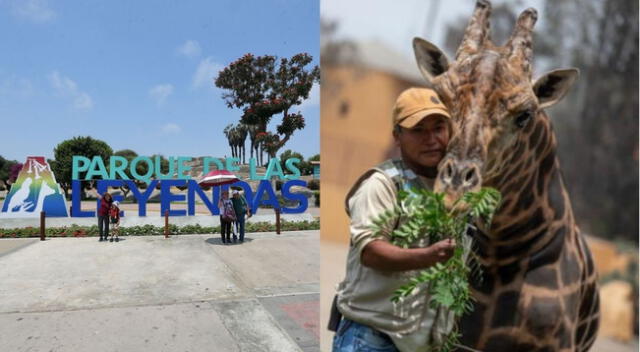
[
  {"x1": 94, "y1": 237, "x2": 127, "y2": 243},
  {"x1": 205, "y1": 237, "x2": 255, "y2": 246}
]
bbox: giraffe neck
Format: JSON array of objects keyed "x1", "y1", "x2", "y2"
[{"x1": 477, "y1": 111, "x2": 574, "y2": 266}]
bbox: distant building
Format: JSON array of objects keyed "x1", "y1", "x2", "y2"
[
  {"x1": 321, "y1": 40, "x2": 427, "y2": 243},
  {"x1": 311, "y1": 161, "x2": 320, "y2": 179}
]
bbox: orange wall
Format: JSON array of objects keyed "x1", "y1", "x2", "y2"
[{"x1": 320, "y1": 65, "x2": 425, "y2": 243}]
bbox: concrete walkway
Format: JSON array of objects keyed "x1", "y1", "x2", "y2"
[{"x1": 0, "y1": 231, "x2": 319, "y2": 352}]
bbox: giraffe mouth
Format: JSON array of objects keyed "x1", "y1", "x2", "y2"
[
  {"x1": 435, "y1": 157, "x2": 483, "y2": 212},
  {"x1": 434, "y1": 178, "x2": 467, "y2": 212}
]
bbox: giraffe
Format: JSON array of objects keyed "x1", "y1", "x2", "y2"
[{"x1": 412, "y1": 1, "x2": 599, "y2": 351}]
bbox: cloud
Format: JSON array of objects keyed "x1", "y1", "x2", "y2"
[
  {"x1": 161, "y1": 123, "x2": 181, "y2": 135},
  {"x1": 73, "y1": 92, "x2": 93, "y2": 110},
  {"x1": 10, "y1": 0, "x2": 56, "y2": 23},
  {"x1": 176, "y1": 40, "x2": 201, "y2": 58},
  {"x1": 48, "y1": 71, "x2": 93, "y2": 111},
  {"x1": 192, "y1": 57, "x2": 223, "y2": 89},
  {"x1": 148, "y1": 84, "x2": 174, "y2": 106},
  {"x1": 299, "y1": 82, "x2": 319, "y2": 111}
]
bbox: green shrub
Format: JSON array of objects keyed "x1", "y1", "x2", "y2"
[
  {"x1": 258, "y1": 194, "x2": 301, "y2": 209},
  {"x1": 314, "y1": 191, "x2": 320, "y2": 207},
  {"x1": 307, "y1": 179, "x2": 320, "y2": 190},
  {"x1": 0, "y1": 220, "x2": 319, "y2": 238}
]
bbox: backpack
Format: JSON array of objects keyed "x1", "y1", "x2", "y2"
[{"x1": 222, "y1": 200, "x2": 236, "y2": 222}]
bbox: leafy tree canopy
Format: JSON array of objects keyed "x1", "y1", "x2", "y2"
[
  {"x1": 51, "y1": 136, "x2": 113, "y2": 197},
  {"x1": 215, "y1": 52, "x2": 320, "y2": 157},
  {"x1": 0, "y1": 156, "x2": 20, "y2": 190},
  {"x1": 279, "y1": 149, "x2": 305, "y2": 174}
]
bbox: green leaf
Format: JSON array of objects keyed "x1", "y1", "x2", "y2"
[{"x1": 369, "y1": 186, "x2": 502, "y2": 351}]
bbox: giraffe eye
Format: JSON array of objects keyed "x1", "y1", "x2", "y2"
[{"x1": 515, "y1": 111, "x2": 532, "y2": 128}]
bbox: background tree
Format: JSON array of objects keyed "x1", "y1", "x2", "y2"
[
  {"x1": 223, "y1": 124, "x2": 235, "y2": 158},
  {"x1": 235, "y1": 124, "x2": 248, "y2": 164},
  {"x1": 151, "y1": 154, "x2": 171, "y2": 190},
  {"x1": 223, "y1": 123, "x2": 249, "y2": 163},
  {"x1": 0, "y1": 156, "x2": 21, "y2": 191},
  {"x1": 9, "y1": 163, "x2": 22, "y2": 183},
  {"x1": 113, "y1": 149, "x2": 149, "y2": 200},
  {"x1": 539, "y1": 0, "x2": 638, "y2": 242},
  {"x1": 247, "y1": 124, "x2": 265, "y2": 165},
  {"x1": 51, "y1": 136, "x2": 113, "y2": 199},
  {"x1": 215, "y1": 52, "x2": 320, "y2": 164},
  {"x1": 279, "y1": 149, "x2": 305, "y2": 175}
]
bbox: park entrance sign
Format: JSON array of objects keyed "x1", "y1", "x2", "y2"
[
  {"x1": 0, "y1": 155, "x2": 310, "y2": 218},
  {"x1": 0, "y1": 157, "x2": 69, "y2": 218}
]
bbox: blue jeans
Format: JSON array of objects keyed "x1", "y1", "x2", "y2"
[
  {"x1": 235, "y1": 216, "x2": 245, "y2": 241},
  {"x1": 332, "y1": 319, "x2": 398, "y2": 352}
]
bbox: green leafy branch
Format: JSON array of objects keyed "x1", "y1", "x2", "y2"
[{"x1": 371, "y1": 187, "x2": 501, "y2": 351}]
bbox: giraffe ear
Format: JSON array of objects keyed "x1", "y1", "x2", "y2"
[
  {"x1": 413, "y1": 37, "x2": 449, "y2": 84},
  {"x1": 532, "y1": 69, "x2": 579, "y2": 109}
]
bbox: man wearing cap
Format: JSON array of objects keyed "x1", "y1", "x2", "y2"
[{"x1": 331, "y1": 88, "x2": 459, "y2": 352}]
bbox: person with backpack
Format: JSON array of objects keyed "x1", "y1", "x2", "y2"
[
  {"x1": 231, "y1": 190, "x2": 251, "y2": 243},
  {"x1": 331, "y1": 88, "x2": 459, "y2": 352},
  {"x1": 218, "y1": 190, "x2": 237, "y2": 244}
]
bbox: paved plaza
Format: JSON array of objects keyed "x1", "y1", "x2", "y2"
[{"x1": 0, "y1": 231, "x2": 319, "y2": 352}]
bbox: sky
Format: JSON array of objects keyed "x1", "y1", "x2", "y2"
[
  {"x1": 0, "y1": 0, "x2": 320, "y2": 163},
  {"x1": 321, "y1": 0, "x2": 546, "y2": 65}
]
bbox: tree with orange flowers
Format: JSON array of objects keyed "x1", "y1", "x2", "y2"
[{"x1": 215, "y1": 53, "x2": 319, "y2": 165}]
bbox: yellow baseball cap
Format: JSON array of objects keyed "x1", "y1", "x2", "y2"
[{"x1": 392, "y1": 88, "x2": 451, "y2": 128}]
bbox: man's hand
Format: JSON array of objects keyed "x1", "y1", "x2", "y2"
[
  {"x1": 428, "y1": 238, "x2": 456, "y2": 265},
  {"x1": 361, "y1": 238, "x2": 457, "y2": 271}
]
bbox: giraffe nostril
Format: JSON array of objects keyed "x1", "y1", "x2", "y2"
[
  {"x1": 463, "y1": 167, "x2": 479, "y2": 186},
  {"x1": 464, "y1": 169, "x2": 474, "y2": 182},
  {"x1": 445, "y1": 164, "x2": 454, "y2": 179}
]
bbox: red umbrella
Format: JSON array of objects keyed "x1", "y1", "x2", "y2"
[{"x1": 198, "y1": 170, "x2": 239, "y2": 187}]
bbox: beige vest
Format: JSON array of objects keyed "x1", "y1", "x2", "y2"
[{"x1": 336, "y1": 159, "x2": 471, "y2": 352}]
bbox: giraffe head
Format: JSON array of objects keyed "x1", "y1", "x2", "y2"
[{"x1": 413, "y1": 0, "x2": 578, "y2": 208}]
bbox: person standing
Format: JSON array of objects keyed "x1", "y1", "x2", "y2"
[
  {"x1": 231, "y1": 190, "x2": 251, "y2": 243},
  {"x1": 96, "y1": 191, "x2": 113, "y2": 242},
  {"x1": 109, "y1": 200, "x2": 121, "y2": 242},
  {"x1": 331, "y1": 88, "x2": 460, "y2": 352},
  {"x1": 218, "y1": 190, "x2": 236, "y2": 244}
]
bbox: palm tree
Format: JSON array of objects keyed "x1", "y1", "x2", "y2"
[
  {"x1": 246, "y1": 124, "x2": 265, "y2": 166},
  {"x1": 223, "y1": 124, "x2": 235, "y2": 158},
  {"x1": 236, "y1": 124, "x2": 249, "y2": 164}
]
